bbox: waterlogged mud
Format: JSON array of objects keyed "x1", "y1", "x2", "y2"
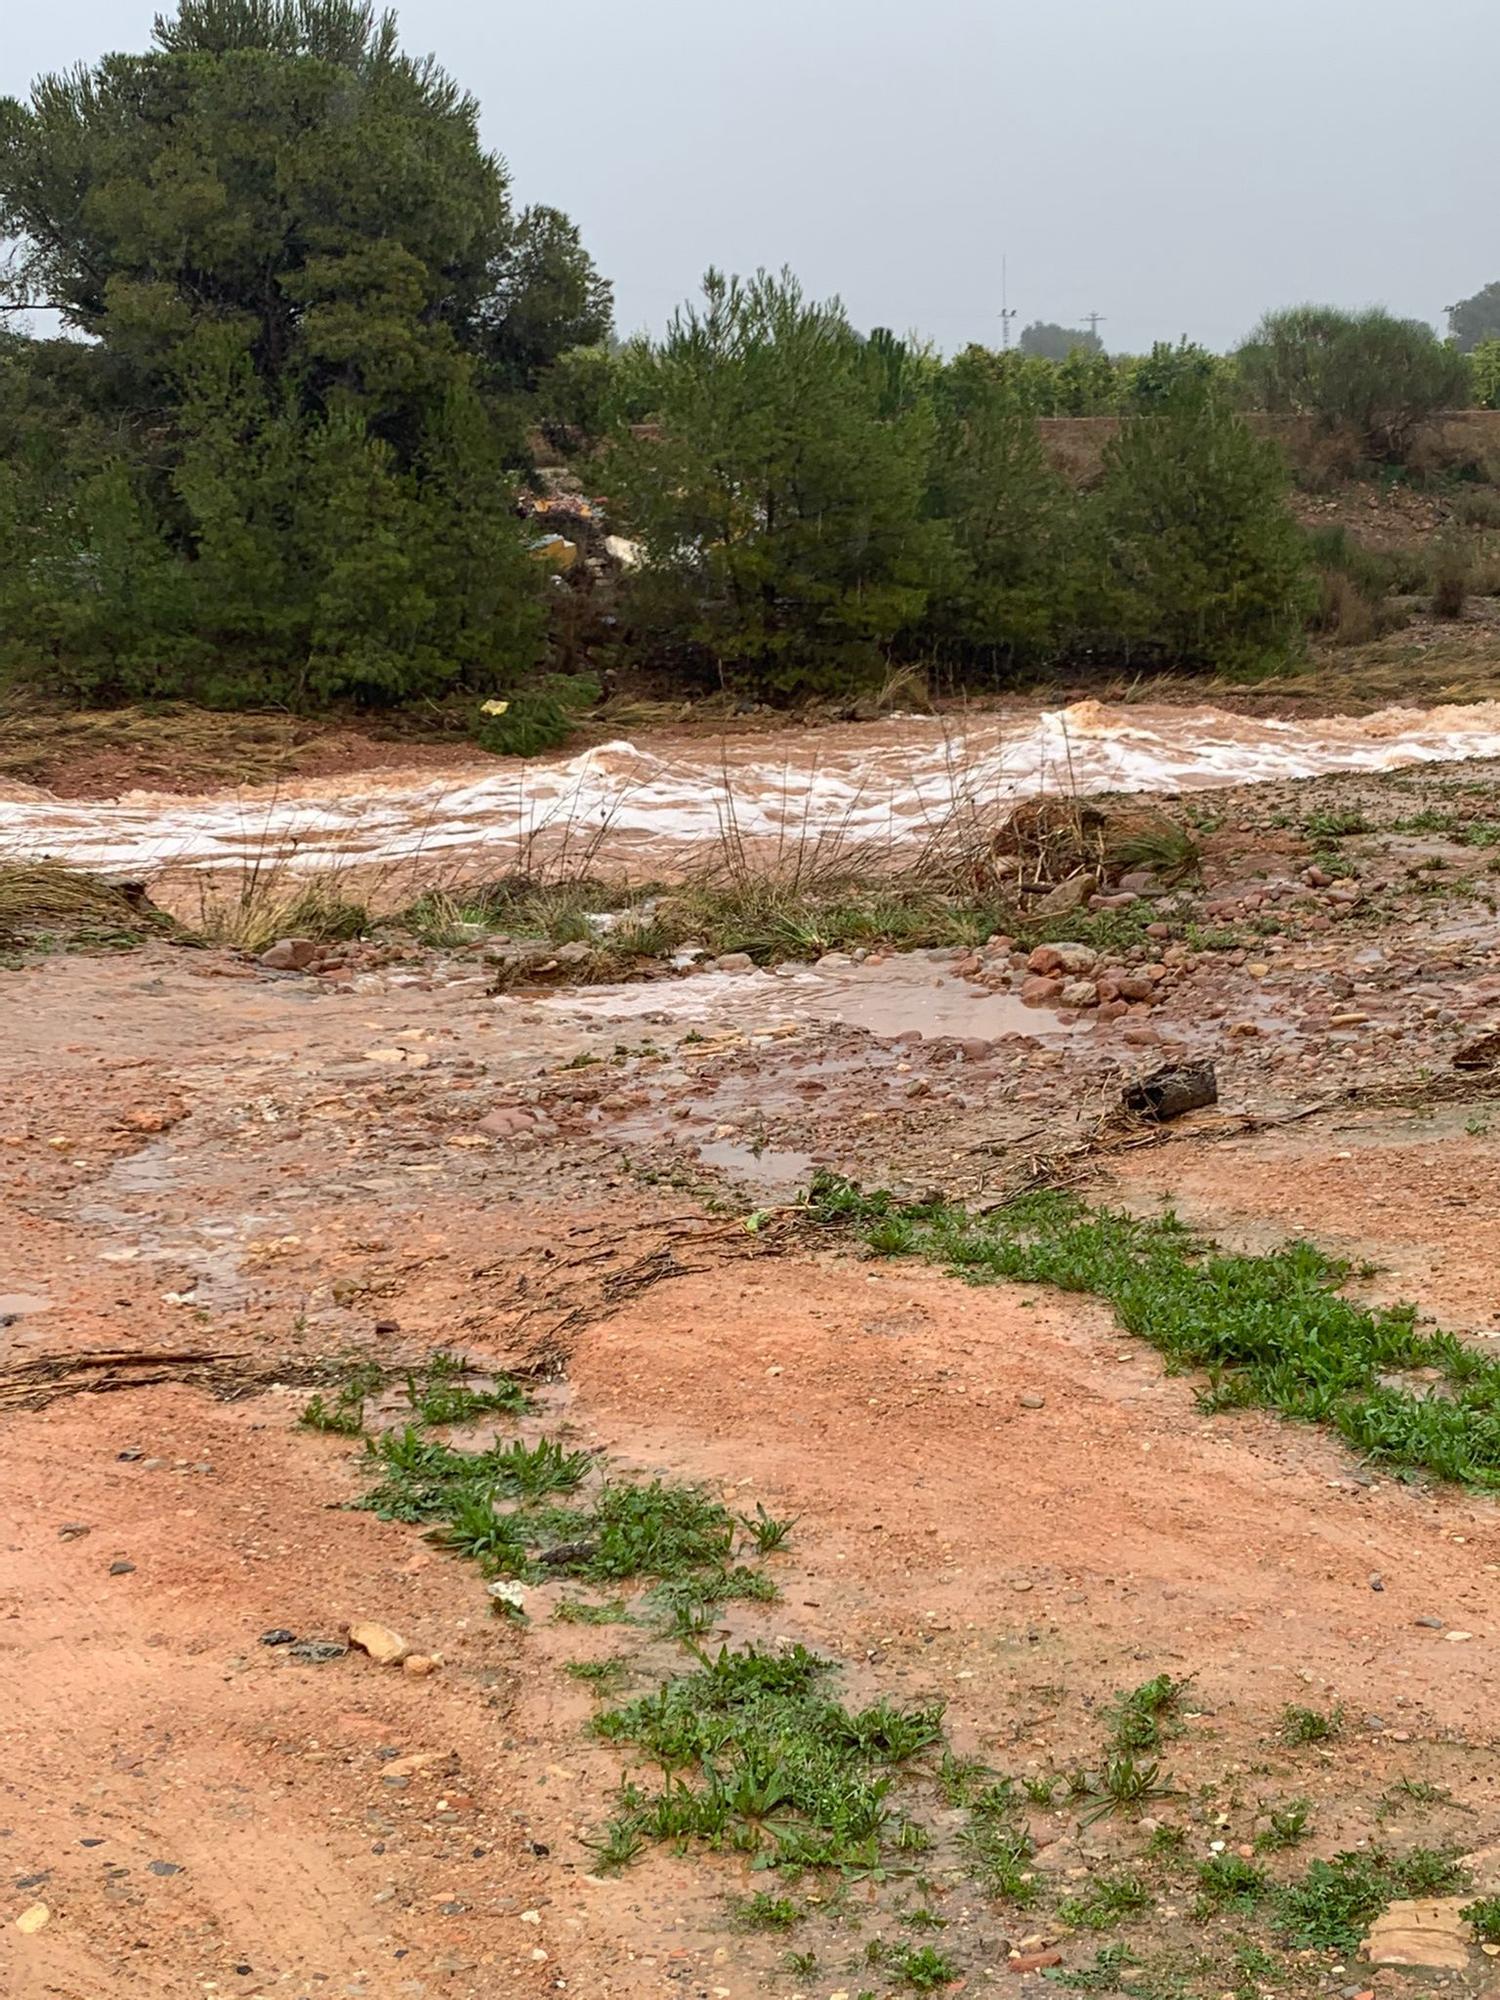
[
  {"x1": 8, "y1": 696, "x2": 1500, "y2": 875},
  {"x1": 8, "y1": 749, "x2": 1500, "y2": 1997}
]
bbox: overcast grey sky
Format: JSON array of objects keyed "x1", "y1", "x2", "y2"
[{"x1": 7, "y1": 0, "x2": 1497, "y2": 354}]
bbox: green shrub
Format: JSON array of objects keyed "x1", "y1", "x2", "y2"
[
  {"x1": 1081, "y1": 379, "x2": 1315, "y2": 673},
  {"x1": 1431, "y1": 532, "x2": 1472, "y2": 619},
  {"x1": 1236, "y1": 306, "x2": 1469, "y2": 462},
  {"x1": 472, "y1": 677, "x2": 600, "y2": 757},
  {"x1": 608, "y1": 268, "x2": 954, "y2": 698}
]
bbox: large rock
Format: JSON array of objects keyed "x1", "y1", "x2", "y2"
[{"x1": 1362, "y1": 1897, "x2": 1472, "y2": 1970}]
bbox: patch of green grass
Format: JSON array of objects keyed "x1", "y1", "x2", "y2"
[
  {"x1": 299, "y1": 1389, "x2": 366, "y2": 1435},
  {"x1": 785, "y1": 1949, "x2": 819, "y2": 1978},
  {"x1": 402, "y1": 1352, "x2": 529, "y2": 1426},
  {"x1": 1255, "y1": 1798, "x2": 1312, "y2": 1849},
  {"x1": 1183, "y1": 924, "x2": 1242, "y2": 952},
  {"x1": 1394, "y1": 809, "x2": 1500, "y2": 847},
  {"x1": 426, "y1": 1484, "x2": 532, "y2": 1573},
  {"x1": 1302, "y1": 808, "x2": 1370, "y2": 839},
  {"x1": 1081, "y1": 1755, "x2": 1177, "y2": 1824},
  {"x1": 733, "y1": 1890, "x2": 803, "y2": 1930},
  {"x1": 804, "y1": 1176, "x2": 1500, "y2": 1488},
  {"x1": 486, "y1": 1436, "x2": 593, "y2": 1499},
  {"x1": 1280, "y1": 1703, "x2": 1342, "y2": 1745},
  {"x1": 1463, "y1": 1896, "x2": 1500, "y2": 1944},
  {"x1": 590, "y1": 1642, "x2": 940, "y2": 1871},
  {"x1": 1195, "y1": 1853, "x2": 1268, "y2": 1911},
  {"x1": 1278, "y1": 1846, "x2": 1469, "y2": 1950},
  {"x1": 1054, "y1": 1943, "x2": 1140, "y2": 1991},
  {"x1": 1060, "y1": 1872, "x2": 1154, "y2": 1930},
  {"x1": 901, "y1": 1906, "x2": 948, "y2": 1930},
  {"x1": 890, "y1": 1940, "x2": 958, "y2": 1990},
  {"x1": 1024, "y1": 1773, "x2": 1060, "y2": 1805},
  {"x1": 552, "y1": 1595, "x2": 634, "y2": 1624},
  {"x1": 1384, "y1": 1774, "x2": 1454, "y2": 1808},
  {"x1": 582, "y1": 1814, "x2": 645, "y2": 1873},
  {"x1": 935, "y1": 1749, "x2": 996, "y2": 1808},
  {"x1": 961, "y1": 1790, "x2": 1037, "y2": 1901},
  {"x1": 566, "y1": 1658, "x2": 630, "y2": 1696},
  {"x1": 578, "y1": 1478, "x2": 736, "y2": 1582},
  {"x1": 740, "y1": 1502, "x2": 797, "y2": 1554},
  {"x1": 398, "y1": 864, "x2": 1173, "y2": 982},
  {"x1": 1110, "y1": 1674, "x2": 1190, "y2": 1753},
  {"x1": 298, "y1": 1359, "x2": 384, "y2": 1435}
]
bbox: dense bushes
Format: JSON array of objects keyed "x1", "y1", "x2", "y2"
[
  {"x1": 605, "y1": 271, "x2": 952, "y2": 695},
  {"x1": 1080, "y1": 383, "x2": 1316, "y2": 673},
  {"x1": 1235, "y1": 306, "x2": 1469, "y2": 462},
  {"x1": 606, "y1": 282, "x2": 1316, "y2": 695},
  {"x1": 0, "y1": 0, "x2": 605, "y2": 704},
  {"x1": 0, "y1": 4, "x2": 1477, "y2": 719}
]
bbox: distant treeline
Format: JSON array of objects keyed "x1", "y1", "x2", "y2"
[{"x1": 0, "y1": 1, "x2": 1490, "y2": 717}]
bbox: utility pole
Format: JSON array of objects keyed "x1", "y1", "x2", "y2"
[
  {"x1": 999, "y1": 257, "x2": 1017, "y2": 351},
  {"x1": 1084, "y1": 309, "x2": 1106, "y2": 347}
]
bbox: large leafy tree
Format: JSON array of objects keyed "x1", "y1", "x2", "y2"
[
  {"x1": 0, "y1": 0, "x2": 609, "y2": 702},
  {"x1": 608, "y1": 269, "x2": 953, "y2": 697}
]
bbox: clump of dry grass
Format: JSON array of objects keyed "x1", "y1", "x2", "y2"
[
  {"x1": 0, "y1": 860, "x2": 165, "y2": 949},
  {"x1": 190, "y1": 867, "x2": 370, "y2": 954},
  {"x1": 982, "y1": 797, "x2": 1198, "y2": 895}
]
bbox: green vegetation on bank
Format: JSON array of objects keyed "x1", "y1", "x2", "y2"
[
  {"x1": 3, "y1": 3, "x2": 1497, "y2": 719},
  {"x1": 294, "y1": 1347, "x2": 1485, "y2": 1990},
  {"x1": 806, "y1": 1177, "x2": 1500, "y2": 1487}
]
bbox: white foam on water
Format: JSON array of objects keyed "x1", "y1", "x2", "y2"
[{"x1": 5, "y1": 697, "x2": 1500, "y2": 875}]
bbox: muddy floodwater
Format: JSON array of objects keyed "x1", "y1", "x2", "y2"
[{"x1": 6, "y1": 696, "x2": 1500, "y2": 876}]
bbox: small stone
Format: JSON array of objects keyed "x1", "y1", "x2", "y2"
[
  {"x1": 403, "y1": 1654, "x2": 438, "y2": 1678},
  {"x1": 260, "y1": 1628, "x2": 296, "y2": 1647},
  {"x1": 347, "y1": 1621, "x2": 410, "y2": 1666},
  {"x1": 1444, "y1": 1630, "x2": 1474, "y2": 1643},
  {"x1": 148, "y1": 1860, "x2": 182, "y2": 1877},
  {"x1": 289, "y1": 1638, "x2": 347, "y2": 1664},
  {"x1": 14, "y1": 1903, "x2": 49, "y2": 1934},
  {"x1": 1008, "y1": 1951, "x2": 1063, "y2": 1973},
  {"x1": 1058, "y1": 978, "x2": 1099, "y2": 1009},
  {"x1": 57, "y1": 1523, "x2": 91, "y2": 1540},
  {"x1": 1019, "y1": 975, "x2": 1064, "y2": 1007},
  {"x1": 258, "y1": 938, "x2": 320, "y2": 972},
  {"x1": 714, "y1": 952, "x2": 755, "y2": 974},
  {"x1": 1018, "y1": 1392, "x2": 1046, "y2": 1410},
  {"x1": 1369, "y1": 1573, "x2": 1384, "y2": 1592},
  {"x1": 108, "y1": 1560, "x2": 135, "y2": 1576},
  {"x1": 1415, "y1": 1616, "x2": 1446, "y2": 1629},
  {"x1": 116, "y1": 1448, "x2": 143, "y2": 1462}
]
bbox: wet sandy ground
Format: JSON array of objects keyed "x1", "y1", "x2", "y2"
[{"x1": 6, "y1": 763, "x2": 1500, "y2": 1996}]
